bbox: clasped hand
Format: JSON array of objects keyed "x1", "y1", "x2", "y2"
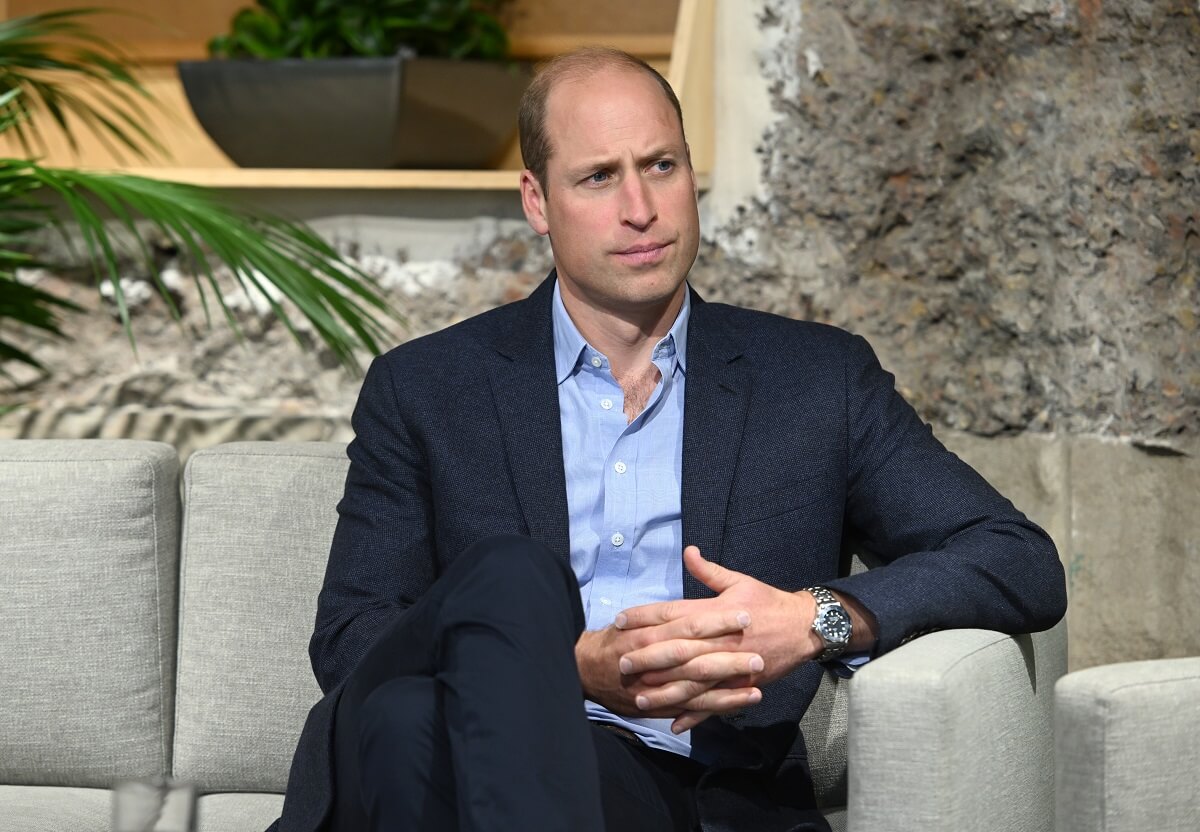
[{"x1": 575, "y1": 545, "x2": 823, "y2": 734}]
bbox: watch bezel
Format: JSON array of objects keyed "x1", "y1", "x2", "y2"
[
  {"x1": 807, "y1": 586, "x2": 852, "y2": 660},
  {"x1": 815, "y1": 605, "x2": 852, "y2": 645}
]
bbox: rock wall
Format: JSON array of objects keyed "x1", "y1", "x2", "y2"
[
  {"x1": 696, "y1": 0, "x2": 1199, "y2": 443},
  {"x1": 0, "y1": 220, "x2": 553, "y2": 459}
]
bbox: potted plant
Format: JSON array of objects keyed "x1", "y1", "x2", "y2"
[
  {"x1": 0, "y1": 9, "x2": 396, "y2": 393},
  {"x1": 178, "y1": 0, "x2": 531, "y2": 169}
]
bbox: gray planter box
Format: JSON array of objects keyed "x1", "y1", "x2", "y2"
[{"x1": 178, "y1": 55, "x2": 531, "y2": 169}]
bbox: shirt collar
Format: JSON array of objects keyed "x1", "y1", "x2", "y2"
[{"x1": 552, "y1": 280, "x2": 690, "y2": 385}]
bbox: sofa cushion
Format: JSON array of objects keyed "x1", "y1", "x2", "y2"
[
  {"x1": 0, "y1": 785, "x2": 111, "y2": 832},
  {"x1": 1055, "y1": 657, "x2": 1200, "y2": 832},
  {"x1": 173, "y1": 442, "x2": 347, "y2": 793},
  {"x1": 0, "y1": 440, "x2": 179, "y2": 788},
  {"x1": 198, "y1": 793, "x2": 285, "y2": 832}
]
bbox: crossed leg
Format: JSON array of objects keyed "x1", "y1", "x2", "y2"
[{"x1": 328, "y1": 534, "x2": 700, "y2": 832}]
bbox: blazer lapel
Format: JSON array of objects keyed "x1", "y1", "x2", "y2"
[
  {"x1": 486, "y1": 273, "x2": 572, "y2": 561},
  {"x1": 681, "y1": 293, "x2": 751, "y2": 599}
]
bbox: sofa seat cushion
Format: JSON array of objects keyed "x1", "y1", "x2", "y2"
[
  {"x1": 0, "y1": 785, "x2": 111, "y2": 832},
  {"x1": 1055, "y1": 657, "x2": 1200, "y2": 832},
  {"x1": 174, "y1": 443, "x2": 346, "y2": 792},
  {"x1": 198, "y1": 792, "x2": 284, "y2": 832},
  {"x1": 0, "y1": 440, "x2": 180, "y2": 787}
]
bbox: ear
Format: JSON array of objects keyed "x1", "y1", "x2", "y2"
[{"x1": 520, "y1": 170, "x2": 550, "y2": 236}]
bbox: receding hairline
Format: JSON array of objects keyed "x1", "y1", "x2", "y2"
[{"x1": 517, "y1": 47, "x2": 687, "y2": 193}]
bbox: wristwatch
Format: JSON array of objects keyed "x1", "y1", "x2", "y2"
[{"x1": 805, "y1": 586, "x2": 852, "y2": 661}]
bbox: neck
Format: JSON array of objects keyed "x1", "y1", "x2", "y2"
[{"x1": 557, "y1": 278, "x2": 685, "y2": 378}]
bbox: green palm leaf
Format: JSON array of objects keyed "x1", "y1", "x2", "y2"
[
  {"x1": 0, "y1": 9, "x2": 401, "y2": 384},
  {"x1": 0, "y1": 273, "x2": 81, "y2": 376},
  {"x1": 0, "y1": 159, "x2": 397, "y2": 372},
  {"x1": 0, "y1": 9, "x2": 163, "y2": 159}
]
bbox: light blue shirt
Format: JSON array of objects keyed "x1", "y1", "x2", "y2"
[
  {"x1": 552, "y1": 282, "x2": 695, "y2": 757},
  {"x1": 552, "y1": 282, "x2": 869, "y2": 760}
]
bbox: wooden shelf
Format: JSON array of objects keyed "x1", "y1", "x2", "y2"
[
  {"x1": 1, "y1": 0, "x2": 713, "y2": 193},
  {"x1": 120, "y1": 33, "x2": 677, "y2": 64},
  {"x1": 113, "y1": 167, "x2": 711, "y2": 192},
  {"x1": 117, "y1": 168, "x2": 526, "y2": 190}
]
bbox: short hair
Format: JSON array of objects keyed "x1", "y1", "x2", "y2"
[{"x1": 517, "y1": 47, "x2": 687, "y2": 195}]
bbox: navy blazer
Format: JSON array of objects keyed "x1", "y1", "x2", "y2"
[{"x1": 276, "y1": 273, "x2": 1066, "y2": 832}]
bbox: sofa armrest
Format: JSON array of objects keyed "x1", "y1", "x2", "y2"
[
  {"x1": 1055, "y1": 657, "x2": 1200, "y2": 832},
  {"x1": 845, "y1": 619, "x2": 1067, "y2": 832}
]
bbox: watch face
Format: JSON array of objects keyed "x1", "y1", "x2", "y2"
[{"x1": 818, "y1": 608, "x2": 852, "y2": 643}]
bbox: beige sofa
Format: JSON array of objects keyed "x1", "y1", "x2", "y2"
[
  {"x1": 0, "y1": 439, "x2": 1067, "y2": 831},
  {"x1": 1055, "y1": 657, "x2": 1200, "y2": 832}
]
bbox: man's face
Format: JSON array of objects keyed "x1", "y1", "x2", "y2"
[{"x1": 520, "y1": 67, "x2": 700, "y2": 317}]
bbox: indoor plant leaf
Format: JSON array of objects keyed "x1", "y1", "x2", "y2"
[
  {"x1": 4, "y1": 159, "x2": 397, "y2": 371},
  {"x1": 0, "y1": 9, "x2": 401, "y2": 383}
]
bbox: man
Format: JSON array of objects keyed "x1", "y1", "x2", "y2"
[{"x1": 275, "y1": 48, "x2": 1066, "y2": 832}]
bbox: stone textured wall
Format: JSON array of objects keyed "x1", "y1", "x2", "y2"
[
  {"x1": 0, "y1": 221, "x2": 553, "y2": 459},
  {"x1": 695, "y1": 0, "x2": 1199, "y2": 444}
]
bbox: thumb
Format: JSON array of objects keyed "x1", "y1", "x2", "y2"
[{"x1": 683, "y1": 545, "x2": 741, "y2": 593}]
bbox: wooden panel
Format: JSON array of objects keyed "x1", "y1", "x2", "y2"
[
  {"x1": 507, "y1": 0, "x2": 677, "y2": 36},
  {"x1": 7, "y1": 0, "x2": 246, "y2": 59},
  {"x1": 109, "y1": 167, "x2": 710, "y2": 191},
  {"x1": 668, "y1": 0, "x2": 714, "y2": 175},
  {"x1": 6, "y1": 0, "x2": 678, "y2": 62},
  {"x1": 120, "y1": 168, "x2": 526, "y2": 190},
  {"x1": 510, "y1": 34, "x2": 673, "y2": 60},
  {"x1": 0, "y1": 0, "x2": 710, "y2": 190},
  {"x1": 0, "y1": 65, "x2": 233, "y2": 168}
]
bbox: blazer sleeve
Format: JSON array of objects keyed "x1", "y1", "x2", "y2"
[
  {"x1": 823, "y1": 334, "x2": 1067, "y2": 656},
  {"x1": 308, "y1": 355, "x2": 438, "y2": 693}
]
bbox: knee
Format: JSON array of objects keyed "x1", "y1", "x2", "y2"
[
  {"x1": 447, "y1": 534, "x2": 583, "y2": 631},
  {"x1": 460, "y1": 534, "x2": 579, "y2": 601},
  {"x1": 356, "y1": 677, "x2": 437, "y2": 751}
]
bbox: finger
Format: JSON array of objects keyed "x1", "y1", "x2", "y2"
[
  {"x1": 618, "y1": 623, "x2": 751, "y2": 675},
  {"x1": 680, "y1": 685, "x2": 762, "y2": 714},
  {"x1": 633, "y1": 678, "x2": 717, "y2": 712},
  {"x1": 671, "y1": 710, "x2": 713, "y2": 734},
  {"x1": 638, "y1": 657, "x2": 758, "y2": 686},
  {"x1": 683, "y1": 545, "x2": 744, "y2": 594},
  {"x1": 617, "y1": 601, "x2": 747, "y2": 635},
  {"x1": 625, "y1": 648, "x2": 764, "y2": 682},
  {"x1": 614, "y1": 599, "x2": 686, "y2": 630}
]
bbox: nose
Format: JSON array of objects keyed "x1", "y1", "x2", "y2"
[{"x1": 620, "y1": 175, "x2": 657, "y2": 230}]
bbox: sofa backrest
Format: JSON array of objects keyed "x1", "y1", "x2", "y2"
[
  {"x1": 172, "y1": 442, "x2": 346, "y2": 793},
  {"x1": 170, "y1": 440, "x2": 856, "y2": 804},
  {"x1": 0, "y1": 439, "x2": 180, "y2": 788},
  {"x1": 1, "y1": 437, "x2": 857, "y2": 803}
]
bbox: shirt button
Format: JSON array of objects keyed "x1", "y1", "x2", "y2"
[
  {"x1": 600, "y1": 398, "x2": 613, "y2": 410},
  {"x1": 611, "y1": 532, "x2": 625, "y2": 547},
  {"x1": 614, "y1": 461, "x2": 627, "y2": 474},
  {"x1": 590, "y1": 356, "x2": 603, "y2": 368},
  {"x1": 600, "y1": 597, "x2": 612, "y2": 606}
]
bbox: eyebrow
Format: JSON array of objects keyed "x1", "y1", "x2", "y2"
[{"x1": 566, "y1": 146, "x2": 683, "y2": 178}]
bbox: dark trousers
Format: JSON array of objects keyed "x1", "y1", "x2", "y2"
[{"x1": 329, "y1": 534, "x2": 703, "y2": 832}]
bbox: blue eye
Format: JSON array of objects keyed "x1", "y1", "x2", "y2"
[
  {"x1": 654, "y1": 160, "x2": 674, "y2": 173},
  {"x1": 588, "y1": 171, "x2": 610, "y2": 184}
]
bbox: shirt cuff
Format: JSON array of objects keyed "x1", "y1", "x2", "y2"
[{"x1": 825, "y1": 651, "x2": 871, "y2": 679}]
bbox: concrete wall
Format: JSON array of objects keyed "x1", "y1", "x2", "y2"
[
  {"x1": 698, "y1": 0, "x2": 1200, "y2": 441},
  {"x1": 942, "y1": 431, "x2": 1199, "y2": 670},
  {"x1": 2, "y1": 0, "x2": 1198, "y2": 670}
]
